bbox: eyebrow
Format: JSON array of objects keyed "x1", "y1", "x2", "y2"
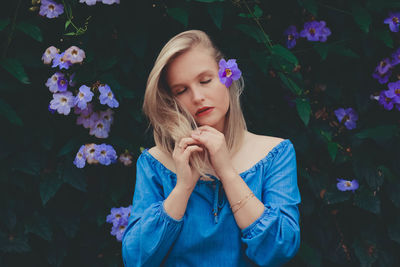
[{"x1": 170, "y1": 70, "x2": 213, "y2": 90}]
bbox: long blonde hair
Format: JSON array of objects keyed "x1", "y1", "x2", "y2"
[{"x1": 143, "y1": 30, "x2": 246, "y2": 177}]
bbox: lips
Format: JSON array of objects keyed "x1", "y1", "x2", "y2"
[{"x1": 196, "y1": 106, "x2": 213, "y2": 115}]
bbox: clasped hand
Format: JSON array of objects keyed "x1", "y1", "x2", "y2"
[{"x1": 172, "y1": 126, "x2": 236, "y2": 190}]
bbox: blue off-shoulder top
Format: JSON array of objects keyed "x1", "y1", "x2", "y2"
[{"x1": 122, "y1": 139, "x2": 301, "y2": 267}]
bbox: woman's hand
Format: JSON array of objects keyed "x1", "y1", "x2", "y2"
[
  {"x1": 172, "y1": 137, "x2": 203, "y2": 191},
  {"x1": 190, "y1": 125, "x2": 236, "y2": 179}
]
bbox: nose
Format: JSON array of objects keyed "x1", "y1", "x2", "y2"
[{"x1": 191, "y1": 86, "x2": 205, "y2": 103}]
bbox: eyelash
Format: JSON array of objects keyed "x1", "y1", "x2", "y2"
[{"x1": 176, "y1": 79, "x2": 212, "y2": 95}]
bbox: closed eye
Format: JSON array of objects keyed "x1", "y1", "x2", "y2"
[
  {"x1": 176, "y1": 87, "x2": 187, "y2": 95},
  {"x1": 200, "y1": 79, "x2": 211, "y2": 84}
]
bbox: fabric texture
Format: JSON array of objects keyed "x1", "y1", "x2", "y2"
[{"x1": 122, "y1": 139, "x2": 301, "y2": 267}]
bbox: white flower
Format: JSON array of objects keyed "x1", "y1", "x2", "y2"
[
  {"x1": 49, "y1": 91, "x2": 75, "y2": 115},
  {"x1": 42, "y1": 46, "x2": 60, "y2": 64}
]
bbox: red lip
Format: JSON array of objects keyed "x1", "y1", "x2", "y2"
[{"x1": 196, "y1": 106, "x2": 213, "y2": 116}]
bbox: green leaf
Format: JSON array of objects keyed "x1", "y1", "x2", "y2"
[
  {"x1": 16, "y1": 21, "x2": 43, "y2": 42},
  {"x1": 354, "y1": 189, "x2": 381, "y2": 214},
  {"x1": 167, "y1": 8, "x2": 189, "y2": 27},
  {"x1": 24, "y1": 213, "x2": 52, "y2": 241},
  {"x1": 62, "y1": 163, "x2": 87, "y2": 192},
  {"x1": 327, "y1": 142, "x2": 338, "y2": 161},
  {"x1": 297, "y1": 0, "x2": 318, "y2": 16},
  {"x1": 297, "y1": 242, "x2": 322, "y2": 267},
  {"x1": 355, "y1": 125, "x2": 399, "y2": 141},
  {"x1": 207, "y1": 4, "x2": 223, "y2": 30},
  {"x1": 0, "y1": 58, "x2": 30, "y2": 84},
  {"x1": 295, "y1": 98, "x2": 311, "y2": 126},
  {"x1": 239, "y1": 4, "x2": 263, "y2": 18},
  {"x1": 271, "y1": 44, "x2": 298, "y2": 65},
  {"x1": 278, "y1": 73, "x2": 302, "y2": 95},
  {"x1": 351, "y1": 4, "x2": 372, "y2": 33},
  {"x1": 235, "y1": 24, "x2": 268, "y2": 43},
  {"x1": 0, "y1": 98, "x2": 23, "y2": 126},
  {"x1": 373, "y1": 30, "x2": 393, "y2": 48},
  {"x1": 57, "y1": 139, "x2": 80, "y2": 157},
  {"x1": 0, "y1": 18, "x2": 10, "y2": 31},
  {"x1": 0, "y1": 232, "x2": 31, "y2": 253},
  {"x1": 313, "y1": 43, "x2": 330, "y2": 61},
  {"x1": 387, "y1": 182, "x2": 400, "y2": 208},
  {"x1": 40, "y1": 172, "x2": 63, "y2": 206},
  {"x1": 65, "y1": 20, "x2": 71, "y2": 30},
  {"x1": 64, "y1": 32, "x2": 76, "y2": 36},
  {"x1": 323, "y1": 190, "x2": 351, "y2": 204}
]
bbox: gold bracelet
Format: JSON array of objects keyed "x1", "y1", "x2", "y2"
[
  {"x1": 230, "y1": 192, "x2": 254, "y2": 210},
  {"x1": 233, "y1": 194, "x2": 255, "y2": 214}
]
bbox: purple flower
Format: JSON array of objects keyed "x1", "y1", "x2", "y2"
[
  {"x1": 379, "y1": 81, "x2": 400, "y2": 110},
  {"x1": 337, "y1": 178, "x2": 359, "y2": 192},
  {"x1": 372, "y1": 69, "x2": 392, "y2": 84},
  {"x1": 284, "y1": 25, "x2": 299, "y2": 49},
  {"x1": 48, "y1": 104, "x2": 56, "y2": 114},
  {"x1": 39, "y1": 0, "x2": 64, "y2": 19},
  {"x1": 49, "y1": 91, "x2": 75, "y2": 115},
  {"x1": 300, "y1": 21, "x2": 331, "y2": 42},
  {"x1": 384, "y1": 12, "x2": 400, "y2": 32},
  {"x1": 45, "y1": 72, "x2": 64, "y2": 93},
  {"x1": 99, "y1": 84, "x2": 119, "y2": 108},
  {"x1": 57, "y1": 77, "x2": 68, "y2": 92},
  {"x1": 106, "y1": 206, "x2": 131, "y2": 226},
  {"x1": 85, "y1": 143, "x2": 99, "y2": 164},
  {"x1": 52, "y1": 52, "x2": 72, "y2": 70},
  {"x1": 79, "y1": 0, "x2": 98, "y2": 6},
  {"x1": 110, "y1": 217, "x2": 128, "y2": 241},
  {"x1": 74, "y1": 85, "x2": 94, "y2": 109},
  {"x1": 387, "y1": 80, "x2": 400, "y2": 102},
  {"x1": 391, "y1": 48, "x2": 400, "y2": 66},
  {"x1": 334, "y1": 107, "x2": 358, "y2": 130},
  {"x1": 42, "y1": 46, "x2": 59, "y2": 64},
  {"x1": 63, "y1": 46, "x2": 86, "y2": 64},
  {"x1": 102, "y1": 0, "x2": 120, "y2": 4},
  {"x1": 94, "y1": 144, "x2": 117, "y2": 165},
  {"x1": 376, "y1": 58, "x2": 392, "y2": 75},
  {"x1": 99, "y1": 109, "x2": 114, "y2": 125},
  {"x1": 218, "y1": 59, "x2": 242, "y2": 88},
  {"x1": 73, "y1": 145, "x2": 86, "y2": 168}
]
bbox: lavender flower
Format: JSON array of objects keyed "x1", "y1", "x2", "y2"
[
  {"x1": 85, "y1": 143, "x2": 99, "y2": 164},
  {"x1": 79, "y1": 0, "x2": 98, "y2": 6},
  {"x1": 379, "y1": 81, "x2": 400, "y2": 110},
  {"x1": 99, "y1": 84, "x2": 119, "y2": 108},
  {"x1": 49, "y1": 91, "x2": 75, "y2": 115},
  {"x1": 300, "y1": 21, "x2": 331, "y2": 42},
  {"x1": 111, "y1": 218, "x2": 128, "y2": 241},
  {"x1": 284, "y1": 25, "x2": 299, "y2": 49},
  {"x1": 75, "y1": 104, "x2": 94, "y2": 128},
  {"x1": 99, "y1": 109, "x2": 114, "y2": 126},
  {"x1": 334, "y1": 107, "x2": 358, "y2": 130},
  {"x1": 74, "y1": 85, "x2": 94, "y2": 109},
  {"x1": 106, "y1": 205, "x2": 131, "y2": 242},
  {"x1": 45, "y1": 72, "x2": 64, "y2": 93},
  {"x1": 63, "y1": 46, "x2": 86, "y2": 64},
  {"x1": 39, "y1": 0, "x2": 64, "y2": 19},
  {"x1": 384, "y1": 12, "x2": 400, "y2": 32},
  {"x1": 337, "y1": 178, "x2": 359, "y2": 192},
  {"x1": 102, "y1": 0, "x2": 120, "y2": 4},
  {"x1": 52, "y1": 52, "x2": 72, "y2": 70},
  {"x1": 42, "y1": 46, "x2": 60, "y2": 64},
  {"x1": 94, "y1": 144, "x2": 117, "y2": 165},
  {"x1": 119, "y1": 151, "x2": 133, "y2": 166},
  {"x1": 218, "y1": 59, "x2": 242, "y2": 88},
  {"x1": 73, "y1": 145, "x2": 86, "y2": 168},
  {"x1": 391, "y1": 48, "x2": 400, "y2": 66},
  {"x1": 48, "y1": 104, "x2": 56, "y2": 114},
  {"x1": 89, "y1": 119, "x2": 110, "y2": 138},
  {"x1": 57, "y1": 77, "x2": 68, "y2": 92}
]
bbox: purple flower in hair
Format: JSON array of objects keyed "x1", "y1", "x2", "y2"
[{"x1": 218, "y1": 59, "x2": 241, "y2": 88}]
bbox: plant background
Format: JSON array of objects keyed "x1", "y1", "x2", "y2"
[{"x1": 1, "y1": 0, "x2": 400, "y2": 266}]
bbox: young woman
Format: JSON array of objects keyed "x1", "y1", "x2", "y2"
[{"x1": 122, "y1": 30, "x2": 301, "y2": 267}]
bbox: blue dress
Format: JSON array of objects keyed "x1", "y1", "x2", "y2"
[{"x1": 122, "y1": 139, "x2": 301, "y2": 267}]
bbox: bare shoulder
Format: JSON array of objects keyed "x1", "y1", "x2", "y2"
[
  {"x1": 147, "y1": 146, "x2": 176, "y2": 173},
  {"x1": 245, "y1": 132, "x2": 285, "y2": 151}
]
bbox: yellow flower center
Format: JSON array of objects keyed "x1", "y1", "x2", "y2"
[
  {"x1": 60, "y1": 97, "x2": 67, "y2": 103},
  {"x1": 393, "y1": 17, "x2": 399, "y2": 24},
  {"x1": 49, "y1": 4, "x2": 55, "y2": 11},
  {"x1": 72, "y1": 49, "x2": 78, "y2": 56},
  {"x1": 309, "y1": 28, "x2": 315, "y2": 35},
  {"x1": 79, "y1": 92, "x2": 84, "y2": 98},
  {"x1": 225, "y1": 68, "x2": 232, "y2": 77},
  {"x1": 395, "y1": 88, "x2": 400, "y2": 95},
  {"x1": 345, "y1": 181, "x2": 351, "y2": 187},
  {"x1": 107, "y1": 92, "x2": 113, "y2": 98},
  {"x1": 97, "y1": 123, "x2": 104, "y2": 129}
]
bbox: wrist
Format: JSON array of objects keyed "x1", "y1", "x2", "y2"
[{"x1": 175, "y1": 182, "x2": 196, "y2": 195}]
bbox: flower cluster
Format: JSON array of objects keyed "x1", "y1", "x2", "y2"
[
  {"x1": 42, "y1": 45, "x2": 85, "y2": 69},
  {"x1": 378, "y1": 81, "x2": 400, "y2": 111},
  {"x1": 118, "y1": 151, "x2": 133, "y2": 166},
  {"x1": 334, "y1": 107, "x2": 358, "y2": 130},
  {"x1": 39, "y1": 0, "x2": 64, "y2": 19},
  {"x1": 284, "y1": 21, "x2": 331, "y2": 49},
  {"x1": 79, "y1": 0, "x2": 120, "y2": 6},
  {"x1": 336, "y1": 178, "x2": 359, "y2": 193},
  {"x1": 218, "y1": 59, "x2": 241, "y2": 88},
  {"x1": 73, "y1": 143, "x2": 117, "y2": 168},
  {"x1": 106, "y1": 206, "x2": 132, "y2": 241},
  {"x1": 384, "y1": 12, "x2": 400, "y2": 32}
]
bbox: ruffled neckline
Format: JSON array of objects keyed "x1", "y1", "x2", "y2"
[{"x1": 142, "y1": 139, "x2": 289, "y2": 183}]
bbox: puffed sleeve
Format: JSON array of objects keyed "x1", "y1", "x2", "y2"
[
  {"x1": 241, "y1": 140, "x2": 301, "y2": 267},
  {"x1": 121, "y1": 152, "x2": 184, "y2": 267}
]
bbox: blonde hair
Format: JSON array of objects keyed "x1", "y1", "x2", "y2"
[{"x1": 143, "y1": 30, "x2": 246, "y2": 178}]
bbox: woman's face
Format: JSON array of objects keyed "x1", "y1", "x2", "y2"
[{"x1": 165, "y1": 46, "x2": 230, "y2": 133}]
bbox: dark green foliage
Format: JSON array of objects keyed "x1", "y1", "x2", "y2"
[{"x1": 0, "y1": 0, "x2": 399, "y2": 266}]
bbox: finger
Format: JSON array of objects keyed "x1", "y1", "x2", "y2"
[
  {"x1": 182, "y1": 145, "x2": 203, "y2": 160},
  {"x1": 196, "y1": 125, "x2": 221, "y2": 134},
  {"x1": 178, "y1": 137, "x2": 201, "y2": 150}
]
